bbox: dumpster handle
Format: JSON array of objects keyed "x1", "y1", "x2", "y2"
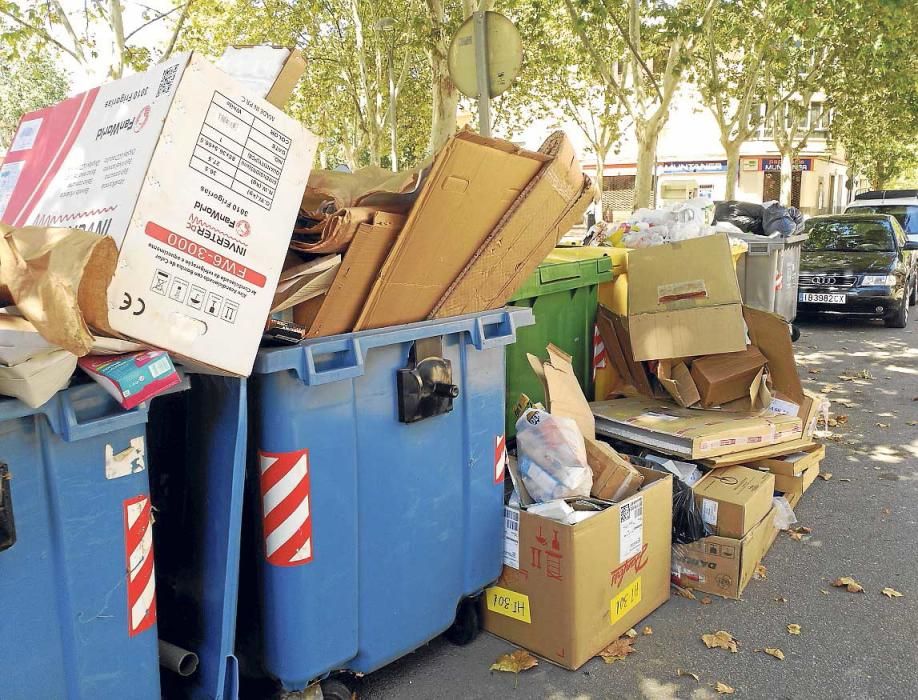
[
  {"x1": 56, "y1": 391, "x2": 150, "y2": 443},
  {"x1": 301, "y1": 337, "x2": 366, "y2": 385},
  {"x1": 472, "y1": 309, "x2": 521, "y2": 350}
]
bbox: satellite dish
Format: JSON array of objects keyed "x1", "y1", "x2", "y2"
[{"x1": 448, "y1": 11, "x2": 523, "y2": 99}]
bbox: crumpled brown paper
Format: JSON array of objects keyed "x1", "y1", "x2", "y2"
[
  {"x1": 0, "y1": 224, "x2": 117, "y2": 356},
  {"x1": 303, "y1": 166, "x2": 418, "y2": 210}
]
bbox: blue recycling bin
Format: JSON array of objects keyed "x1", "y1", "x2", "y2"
[
  {"x1": 241, "y1": 308, "x2": 532, "y2": 691},
  {"x1": 0, "y1": 381, "x2": 166, "y2": 700}
]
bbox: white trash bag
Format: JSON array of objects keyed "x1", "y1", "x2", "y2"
[{"x1": 515, "y1": 409, "x2": 592, "y2": 502}]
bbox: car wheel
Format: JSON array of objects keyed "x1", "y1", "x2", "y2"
[
  {"x1": 910, "y1": 276, "x2": 918, "y2": 307},
  {"x1": 885, "y1": 295, "x2": 909, "y2": 328}
]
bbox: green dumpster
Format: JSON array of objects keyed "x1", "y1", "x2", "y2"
[{"x1": 506, "y1": 254, "x2": 614, "y2": 438}]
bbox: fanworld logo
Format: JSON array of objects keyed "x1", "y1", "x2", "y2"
[
  {"x1": 235, "y1": 219, "x2": 251, "y2": 237},
  {"x1": 133, "y1": 105, "x2": 151, "y2": 133}
]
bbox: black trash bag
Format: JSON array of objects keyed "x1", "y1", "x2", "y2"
[
  {"x1": 672, "y1": 477, "x2": 713, "y2": 545},
  {"x1": 712, "y1": 200, "x2": 764, "y2": 235},
  {"x1": 762, "y1": 201, "x2": 804, "y2": 237}
]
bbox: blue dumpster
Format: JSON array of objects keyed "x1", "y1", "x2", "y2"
[
  {"x1": 0, "y1": 381, "x2": 165, "y2": 700},
  {"x1": 243, "y1": 308, "x2": 532, "y2": 691}
]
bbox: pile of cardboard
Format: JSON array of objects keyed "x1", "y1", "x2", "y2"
[
  {"x1": 589, "y1": 233, "x2": 826, "y2": 600},
  {"x1": 0, "y1": 49, "x2": 592, "y2": 410}
]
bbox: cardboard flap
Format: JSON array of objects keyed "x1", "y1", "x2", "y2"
[
  {"x1": 743, "y1": 306, "x2": 804, "y2": 404},
  {"x1": 628, "y1": 235, "x2": 741, "y2": 315},
  {"x1": 656, "y1": 360, "x2": 700, "y2": 407}
]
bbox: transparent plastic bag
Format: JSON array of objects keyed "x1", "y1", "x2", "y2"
[
  {"x1": 772, "y1": 495, "x2": 798, "y2": 530},
  {"x1": 515, "y1": 409, "x2": 592, "y2": 502}
]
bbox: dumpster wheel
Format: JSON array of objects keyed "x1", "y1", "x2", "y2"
[
  {"x1": 445, "y1": 596, "x2": 481, "y2": 646},
  {"x1": 319, "y1": 678, "x2": 353, "y2": 700},
  {"x1": 790, "y1": 323, "x2": 801, "y2": 342}
]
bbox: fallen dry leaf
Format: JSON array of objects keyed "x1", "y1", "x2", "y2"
[
  {"x1": 787, "y1": 624, "x2": 801, "y2": 635},
  {"x1": 838, "y1": 478, "x2": 851, "y2": 482},
  {"x1": 818, "y1": 472, "x2": 833, "y2": 481},
  {"x1": 882, "y1": 587, "x2": 903, "y2": 598},
  {"x1": 677, "y1": 669, "x2": 700, "y2": 682},
  {"x1": 715, "y1": 681, "x2": 736, "y2": 695},
  {"x1": 821, "y1": 589, "x2": 829, "y2": 595},
  {"x1": 700, "y1": 597, "x2": 712, "y2": 605},
  {"x1": 642, "y1": 626, "x2": 653, "y2": 636},
  {"x1": 673, "y1": 585, "x2": 697, "y2": 600},
  {"x1": 490, "y1": 649, "x2": 538, "y2": 674},
  {"x1": 882, "y1": 508, "x2": 891, "y2": 516},
  {"x1": 624, "y1": 628, "x2": 638, "y2": 639},
  {"x1": 775, "y1": 596, "x2": 788, "y2": 603},
  {"x1": 807, "y1": 368, "x2": 822, "y2": 374},
  {"x1": 836, "y1": 414, "x2": 849, "y2": 424},
  {"x1": 762, "y1": 647, "x2": 785, "y2": 660},
  {"x1": 832, "y1": 576, "x2": 865, "y2": 593},
  {"x1": 907, "y1": 420, "x2": 918, "y2": 427},
  {"x1": 598, "y1": 637, "x2": 636, "y2": 664},
  {"x1": 754, "y1": 563, "x2": 768, "y2": 580},
  {"x1": 787, "y1": 525, "x2": 812, "y2": 541},
  {"x1": 876, "y1": 422, "x2": 889, "y2": 429},
  {"x1": 702, "y1": 631, "x2": 738, "y2": 653}
]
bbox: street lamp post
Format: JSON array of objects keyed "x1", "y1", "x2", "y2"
[{"x1": 375, "y1": 17, "x2": 398, "y2": 172}]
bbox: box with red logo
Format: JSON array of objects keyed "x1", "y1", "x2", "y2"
[
  {"x1": 481, "y1": 468, "x2": 672, "y2": 670},
  {"x1": 0, "y1": 53, "x2": 317, "y2": 375}
]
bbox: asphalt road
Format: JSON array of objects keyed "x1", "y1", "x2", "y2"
[{"x1": 355, "y1": 316, "x2": 918, "y2": 700}]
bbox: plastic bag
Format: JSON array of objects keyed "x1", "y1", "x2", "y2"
[
  {"x1": 712, "y1": 200, "x2": 764, "y2": 235},
  {"x1": 515, "y1": 409, "x2": 592, "y2": 502},
  {"x1": 772, "y1": 495, "x2": 798, "y2": 530},
  {"x1": 672, "y1": 477, "x2": 712, "y2": 544},
  {"x1": 762, "y1": 201, "x2": 804, "y2": 237}
]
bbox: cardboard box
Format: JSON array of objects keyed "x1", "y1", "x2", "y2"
[
  {"x1": 700, "y1": 438, "x2": 820, "y2": 468},
  {"x1": 584, "y1": 436, "x2": 644, "y2": 501},
  {"x1": 217, "y1": 46, "x2": 307, "y2": 108},
  {"x1": 78, "y1": 350, "x2": 180, "y2": 409},
  {"x1": 592, "y1": 397, "x2": 803, "y2": 460},
  {"x1": 355, "y1": 130, "x2": 547, "y2": 329},
  {"x1": 655, "y1": 359, "x2": 700, "y2": 407},
  {"x1": 749, "y1": 443, "x2": 825, "y2": 502},
  {"x1": 672, "y1": 506, "x2": 779, "y2": 599},
  {"x1": 691, "y1": 345, "x2": 767, "y2": 408},
  {"x1": 482, "y1": 468, "x2": 673, "y2": 670},
  {"x1": 627, "y1": 235, "x2": 746, "y2": 361},
  {"x1": 528, "y1": 344, "x2": 595, "y2": 439},
  {"x1": 692, "y1": 466, "x2": 775, "y2": 539},
  {"x1": 431, "y1": 131, "x2": 592, "y2": 318},
  {"x1": 0, "y1": 53, "x2": 317, "y2": 375}
]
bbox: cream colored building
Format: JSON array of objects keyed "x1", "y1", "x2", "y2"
[{"x1": 517, "y1": 83, "x2": 854, "y2": 218}]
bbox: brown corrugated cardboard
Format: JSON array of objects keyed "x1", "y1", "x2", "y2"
[
  {"x1": 749, "y1": 443, "x2": 824, "y2": 501},
  {"x1": 265, "y1": 48, "x2": 306, "y2": 107},
  {"x1": 595, "y1": 305, "x2": 657, "y2": 398},
  {"x1": 743, "y1": 306, "x2": 805, "y2": 407},
  {"x1": 627, "y1": 235, "x2": 746, "y2": 361},
  {"x1": 431, "y1": 131, "x2": 593, "y2": 318},
  {"x1": 482, "y1": 468, "x2": 673, "y2": 670},
  {"x1": 592, "y1": 397, "x2": 803, "y2": 459},
  {"x1": 691, "y1": 345, "x2": 768, "y2": 407},
  {"x1": 528, "y1": 344, "x2": 595, "y2": 439},
  {"x1": 306, "y1": 216, "x2": 403, "y2": 337},
  {"x1": 692, "y1": 466, "x2": 775, "y2": 539},
  {"x1": 218, "y1": 45, "x2": 307, "y2": 107},
  {"x1": 355, "y1": 130, "x2": 547, "y2": 329},
  {"x1": 672, "y1": 506, "x2": 779, "y2": 599},
  {"x1": 699, "y1": 438, "x2": 819, "y2": 468},
  {"x1": 656, "y1": 359, "x2": 700, "y2": 407},
  {"x1": 584, "y1": 436, "x2": 644, "y2": 501}
]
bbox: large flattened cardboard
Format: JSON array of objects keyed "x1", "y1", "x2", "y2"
[
  {"x1": 591, "y1": 397, "x2": 803, "y2": 459},
  {"x1": 306, "y1": 218, "x2": 402, "y2": 337},
  {"x1": 528, "y1": 343, "x2": 595, "y2": 439},
  {"x1": 0, "y1": 52, "x2": 316, "y2": 375},
  {"x1": 672, "y1": 506, "x2": 779, "y2": 600},
  {"x1": 482, "y1": 468, "x2": 672, "y2": 670},
  {"x1": 431, "y1": 131, "x2": 592, "y2": 318},
  {"x1": 627, "y1": 235, "x2": 746, "y2": 361},
  {"x1": 354, "y1": 130, "x2": 547, "y2": 330},
  {"x1": 692, "y1": 466, "x2": 775, "y2": 539},
  {"x1": 699, "y1": 437, "x2": 820, "y2": 468}
]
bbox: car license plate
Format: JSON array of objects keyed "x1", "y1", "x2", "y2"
[{"x1": 799, "y1": 292, "x2": 846, "y2": 304}]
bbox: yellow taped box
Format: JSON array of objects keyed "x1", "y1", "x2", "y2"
[{"x1": 482, "y1": 468, "x2": 672, "y2": 670}]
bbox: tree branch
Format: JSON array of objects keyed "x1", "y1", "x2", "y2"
[
  {"x1": 0, "y1": 8, "x2": 83, "y2": 63},
  {"x1": 599, "y1": 0, "x2": 662, "y2": 102},
  {"x1": 124, "y1": 3, "x2": 183, "y2": 43}
]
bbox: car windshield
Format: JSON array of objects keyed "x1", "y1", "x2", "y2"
[
  {"x1": 804, "y1": 220, "x2": 896, "y2": 252},
  {"x1": 849, "y1": 204, "x2": 918, "y2": 234}
]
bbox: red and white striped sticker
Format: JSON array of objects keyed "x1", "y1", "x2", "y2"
[
  {"x1": 123, "y1": 494, "x2": 156, "y2": 637},
  {"x1": 592, "y1": 323, "x2": 607, "y2": 380},
  {"x1": 494, "y1": 435, "x2": 507, "y2": 484},
  {"x1": 259, "y1": 449, "x2": 313, "y2": 567}
]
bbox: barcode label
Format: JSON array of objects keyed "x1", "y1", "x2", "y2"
[
  {"x1": 503, "y1": 507, "x2": 520, "y2": 569},
  {"x1": 157, "y1": 64, "x2": 178, "y2": 98},
  {"x1": 147, "y1": 357, "x2": 170, "y2": 378},
  {"x1": 619, "y1": 495, "x2": 644, "y2": 563}
]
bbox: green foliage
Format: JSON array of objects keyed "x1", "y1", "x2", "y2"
[{"x1": 0, "y1": 42, "x2": 69, "y2": 149}]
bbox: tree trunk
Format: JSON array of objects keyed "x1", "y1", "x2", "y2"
[
  {"x1": 633, "y1": 125, "x2": 658, "y2": 210},
  {"x1": 594, "y1": 148, "x2": 608, "y2": 220},
  {"x1": 723, "y1": 140, "x2": 741, "y2": 200},
  {"x1": 430, "y1": 56, "x2": 459, "y2": 153},
  {"x1": 779, "y1": 151, "x2": 793, "y2": 204}
]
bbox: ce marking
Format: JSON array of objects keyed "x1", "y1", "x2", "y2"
[{"x1": 119, "y1": 292, "x2": 146, "y2": 316}]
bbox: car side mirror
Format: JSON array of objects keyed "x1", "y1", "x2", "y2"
[{"x1": 905, "y1": 241, "x2": 918, "y2": 251}]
